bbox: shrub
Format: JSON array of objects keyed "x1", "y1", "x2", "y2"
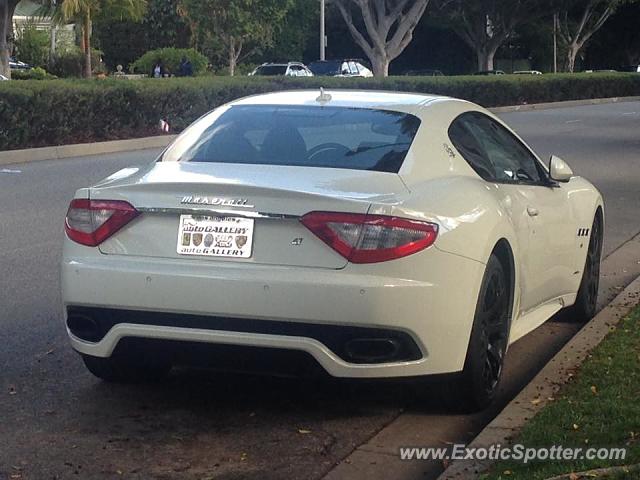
[
  {"x1": 15, "y1": 22, "x2": 50, "y2": 69},
  {"x1": 131, "y1": 48, "x2": 209, "y2": 76},
  {"x1": 1, "y1": 73, "x2": 639, "y2": 151},
  {"x1": 49, "y1": 47, "x2": 105, "y2": 78},
  {"x1": 11, "y1": 67, "x2": 57, "y2": 80}
]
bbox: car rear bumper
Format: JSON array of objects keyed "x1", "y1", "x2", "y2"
[{"x1": 62, "y1": 242, "x2": 485, "y2": 377}]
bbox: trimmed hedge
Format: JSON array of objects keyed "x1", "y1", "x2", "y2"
[{"x1": 1, "y1": 73, "x2": 639, "y2": 151}]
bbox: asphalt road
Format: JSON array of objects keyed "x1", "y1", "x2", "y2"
[
  {"x1": 501, "y1": 102, "x2": 640, "y2": 256},
  {"x1": 1, "y1": 101, "x2": 639, "y2": 480}
]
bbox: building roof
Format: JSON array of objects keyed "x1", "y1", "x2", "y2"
[{"x1": 15, "y1": 0, "x2": 45, "y2": 18}]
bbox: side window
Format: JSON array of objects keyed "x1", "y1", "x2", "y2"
[
  {"x1": 348, "y1": 62, "x2": 359, "y2": 75},
  {"x1": 448, "y1": 117, "x2": 496, "y2": 181},
  {"x1": 450, "y1": 113, "x2": 545, "y2": 185}
]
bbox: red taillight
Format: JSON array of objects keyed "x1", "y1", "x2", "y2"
[
  {"x1": 65, "y1": 199, "x2": 139, "y2": 247},
  {"x1": 301, "y1": 212, "x2": 438, "y2": 264}
]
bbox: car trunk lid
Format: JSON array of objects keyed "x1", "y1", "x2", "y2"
[{"x1": 92, "y1": 162, "x2": 408, "y2": 269}]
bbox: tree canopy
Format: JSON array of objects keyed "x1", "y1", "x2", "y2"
[
  {"x1": 43, "y1": 0, "x2": 146, "y2": 77},
  {"x1": 556, "y1": 0, "x2": 636, "y2": 72},
  {"x1": 178, "y1": 0, "x2": 292, "y2": 76},
  {"x1": 5, "y1": 0, "x2": 639, "y2": 77},
  {"x1": 436, "y1": 0, "x2": 553, "y2": 71}
]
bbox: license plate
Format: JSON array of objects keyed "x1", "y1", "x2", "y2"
[{"x1": 177, "y1": 215, "x2": 254, "y2": 258}]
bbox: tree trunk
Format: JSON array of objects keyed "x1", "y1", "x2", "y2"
[
  {"x1": 334, "y1": 0, "x2": 429, "y2": 79},
  {"x1": 50, "y1": 25, "x2": 57, "y2": 66},
  {"x1": 82, "y1": 10, "x2": 92, "y2": 78},
  {"x1": 477, "y1": 46, "x2": 497, "y2": 72},
  {"x1": 227, "y1": 37, "x2": 243, "y2": 77},
  {"x1": 566, "y1": 43, "x2": 579, "y2": 73},
  {"x1": 371, "y1": 53, "x2": 389, "y2": 77},
  {"x1": 228, "y1": 40, "x2": 236, "y2": 77},
  {"x1": 0, "y1": 0, "x2": 10, "y2": 79}
]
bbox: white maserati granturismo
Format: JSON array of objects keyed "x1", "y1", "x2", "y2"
[{"x1": 62, "y1": 90, "x2": 604, "y2": 410}]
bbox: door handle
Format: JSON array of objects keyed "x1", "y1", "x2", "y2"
[{"x1": 527, "y1": 206, "x2": 539, "y2": 217}]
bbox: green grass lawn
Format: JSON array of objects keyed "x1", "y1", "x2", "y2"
[{"x1": 483, "y1": 306, "x2": 640, "y2": 480}]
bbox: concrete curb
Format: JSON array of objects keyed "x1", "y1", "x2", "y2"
[
  {"x1": 490, "y1": 96, "x2": 640, "y2": 113},
  {"x1": 0, "y1": 135, "x2": 177, "y2": 166},
  {"x1": 437, "y1": 274, "x2": 640, "y2": 480},
  {"x1": 1, "y1": 95, "x2": 639, "y2": 166}
]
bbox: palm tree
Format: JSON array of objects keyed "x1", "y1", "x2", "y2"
[{"x1": 46, "y1": 0, "x2": 146, "y2": 78}]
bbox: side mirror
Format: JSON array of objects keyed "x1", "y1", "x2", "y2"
[{"x1": 549, "y1": 155, "x2": 574, "y2": 183}]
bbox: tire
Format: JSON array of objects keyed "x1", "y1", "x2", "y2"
[
  {"x1": 81, "y1": 353, "x2": 171, "y2": 383},
  {"x1": 567, "y1": 213, "x2": 603, "y2": 322},
  {"x1": 439, "y1": 254, "x2": 510, "y2": 412}
]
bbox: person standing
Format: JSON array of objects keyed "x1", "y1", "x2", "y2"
[
  {"x1": 179, "y1": 57, "x2": 193, "y2": 77},
  {"x1": 151, "y1": 61, "x2": 165, "y2": 78}
]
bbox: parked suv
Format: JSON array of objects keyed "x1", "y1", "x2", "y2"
[
  {"x1": 249, "y1": 62, "x2": 313, "y2": 77},
  {"x1": 308, "y1": 59, "x2": 374, "y2": 78}
]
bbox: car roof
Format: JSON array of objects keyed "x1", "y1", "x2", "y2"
[
  {"x1": 311, "y1": 59, "x2": 365, "y2": 63},
  {"x1": 259, "y1": 62, "x2": 303, "y2": 67},
  {"x1": 230, "y1": 90, "x2": 448, "y2": 111}
]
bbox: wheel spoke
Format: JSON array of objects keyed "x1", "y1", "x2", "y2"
[{"x1": 483, "y1": 341, "x2": 503, "y2": 391}]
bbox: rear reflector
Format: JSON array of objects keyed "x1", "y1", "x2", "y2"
[
  {"x1": 65, "y1": 199, "x2": 139, "y2": 247},
  {"x1": 301, "y1": 212, "x2": 438, "y2": 263}
]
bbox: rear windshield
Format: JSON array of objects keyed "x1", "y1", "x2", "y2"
[
  {"x1": 254, "y1": 65, "x2": 287, "y2": 76},
  {"x1": 308, "y1": 61, "x2": 342, "y2": 76},
  {"x1": 162, "y1": 105, "x2": 421, "y2": 173}
]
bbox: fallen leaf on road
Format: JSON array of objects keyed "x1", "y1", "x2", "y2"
[
  {"x1": 298, "y1": 429, "x2": 312, "y2": 434},
  {"x1": 240, "y1": 452, "x2": 248, "y2": 461},
  {"x1": 590, "y1": 385, "x2": 598, "y2": 395},
  {"x1": 8, "y1": 386, "x2": 17, "y2": 395},
  {"x1": 569, "y1": 473, "x2": 579, "y2": 480},
  {"x1": 531, "y1": 398, "x2": 542, "y2": 405},
  {"x1": 573, "y1": 424, "x2": 580, "y2": 430}
]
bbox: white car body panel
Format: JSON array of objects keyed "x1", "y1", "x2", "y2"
[
  {"x1": 61, "y1": 90, "x2": 604, "y2": 378},
  {"x1": 62, "y1": 239, "x2": 485, "y2": 376}
]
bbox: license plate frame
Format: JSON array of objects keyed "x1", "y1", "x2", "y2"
[{"x1": 177, "y1": 214, "x2": 254, "y2": 258}]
